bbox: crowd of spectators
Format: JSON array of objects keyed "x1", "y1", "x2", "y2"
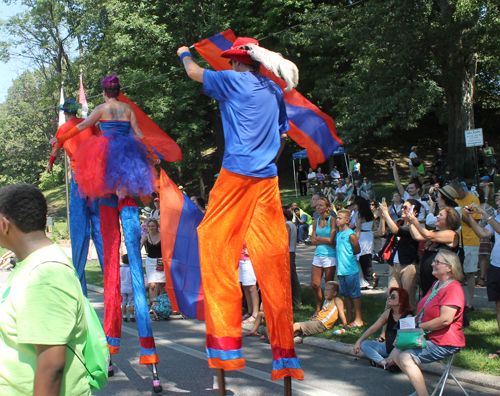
[{"x1": 286, "y1": 144, "x2": 500, "y2": 395}]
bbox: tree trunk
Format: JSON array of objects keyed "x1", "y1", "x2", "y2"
[
  {"x1": 443, "y1": 52, "x2": 477, "y2": 179},
  {"x1": 199, "y1": 175, "x2": 205, "y2": 199}
]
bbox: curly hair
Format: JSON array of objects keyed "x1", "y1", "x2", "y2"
[
  {"x1": 102, "y1": 74, "x2": 120, "y2": 98},
  {"x1": 0, "y1": 184, "x2": 47, "y2": 233}
]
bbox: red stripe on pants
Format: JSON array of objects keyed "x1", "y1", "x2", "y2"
[
  {"x1": 100, "y1": 204, "x2": 122, "y2": 352},
  {"x1": 197, "y1": 168, "x2": 303, "y2": 380}
]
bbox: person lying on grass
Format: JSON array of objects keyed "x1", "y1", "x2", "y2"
[{"x1": 293, "y1": 281, "x2": 347, "y2": 341}]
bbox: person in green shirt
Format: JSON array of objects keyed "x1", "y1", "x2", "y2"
[{"x1": 0, "y1": 183, "x2": 91, "y2": 396}]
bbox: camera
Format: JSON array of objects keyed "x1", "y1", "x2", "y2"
[{"x1": 421, "y1": 192, "x2": 437, "y2": 202}]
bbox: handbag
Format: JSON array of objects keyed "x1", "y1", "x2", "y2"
[
  {"x1": 156, "y1": 258, "x2": 164, "y2": 271},
  {"x1": 394, "y1": 328, "x2": 426, "y2": 350},
  {"x1": 457, "y1": 232, "x2": 465, "y2": 265},
  {"x1": 380, "y1": 235, "x2": 397, "y2": 262}
]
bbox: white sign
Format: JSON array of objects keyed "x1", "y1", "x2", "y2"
[
  {"x1": 465, "y1": 128, "x2": 483, "y2": 148},
  {"x1": 399, "y1": 317, "x2": 416, "y2": 329}
]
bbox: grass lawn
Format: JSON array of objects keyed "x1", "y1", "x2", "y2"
[
  {"x1": 85, "y1": 260, "x2": 104, "y2": 287},
  {"x1": 294, "y1": 287, "x2": 500, "y2": 376}
]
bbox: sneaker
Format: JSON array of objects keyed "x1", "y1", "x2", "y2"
[
  {"x1": 130, "y1": 317, "x2": 136, "y2": 322},
  {"x1": 122, "y1": 316, "x2": 128, "y2": 322}
]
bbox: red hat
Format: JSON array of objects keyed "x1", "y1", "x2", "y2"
[
  {"x1": 221, "y1": 37, "x2": 259, "y2": 65},
  {"x1": 154, "y1": 197, "x2": 160, "y2": 202}
]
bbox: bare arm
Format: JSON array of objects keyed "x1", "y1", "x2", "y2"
[
  {"x1": 391, "y1": 162, "x2": 406, "y2": 197},
  {"x1": 379, "y1": 203, "x2": 399, "y2": 235},
  {"x1": 335, "y1": 297, "x2": 348, "y2": 327},
  {"x1": 349, "y1": 233, "x2": 361, "y2": 255},
  {"x1": 353, "y1": 310, "x2": 390, "y2": 354},
  {"x1": 140, "y1": 235, "x2": 147, "y2": 250},
  {"x1": 129, "y1": 109, "x2": 144, "y2": 138},
  {"x1": 177, "y1": 46, "x2": 205, "y2": 83},
  {"x1": 33, "y1": 344, "x2": 66, "y2": 396},
  {"x1": 355, "y1": 214, "x2": 361, "y2": 238},
  {"x1": 419, "y1": 305, "x2": 459, "y2": 332},
  {"x1": 464, "y1": 205, "x2": 496, "y2": 238},
  {"x1": 275, "y1": 133, "x2": 287, "y2": 164}
]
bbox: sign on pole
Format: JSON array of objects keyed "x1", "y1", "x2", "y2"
[{"x1": 465, "y1": 128, "x2": 483, "y2": 147}]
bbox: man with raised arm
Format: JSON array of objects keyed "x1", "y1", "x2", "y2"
[{"x1": 177, "y1": 38, "x2": 303, "y2": 381}]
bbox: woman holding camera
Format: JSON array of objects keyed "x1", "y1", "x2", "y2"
[
  {"x1": 425, "y1": 185, "x2": 460, "y2": 229},
  {"x1": 407, "y1": 207, "x2": 460, "y2": 296},
  {"x1": 389, "y1": 250, "x2": 465, "y2": 396}
]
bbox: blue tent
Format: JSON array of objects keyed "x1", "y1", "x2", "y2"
[
  {"x1": 292, "y1": 147, "x2": 345, "y2": 160},
  {"x1": 292, "y1": 147, "x2": 349, "y2": 197}
]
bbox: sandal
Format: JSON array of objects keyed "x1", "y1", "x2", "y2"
[
  {"x1": 488, "y1": 350, "x2": 500, "y2": 359},
  {"x1": 243, "y1": 314, "x2": 256, "y2": 324},
  {"x1": 477, "y1": 278, "x2": 486, "y2": 287},
  {"x1": 348, "y1": 322, "x2": 364, "y2": 328},
  {"x1": 242, "y1": 313, "x2": 251, "y2": 321}
]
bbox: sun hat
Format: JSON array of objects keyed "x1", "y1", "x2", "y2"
[
  {"x1": 437, "y1": 185, "x2": 458, "y2": 205},
  {"x1": 221, "y1": 37, "x2": 260, "y2": 65},
  {"x1": 411, "y1": 146, "x2": 418, "y2": 151},
  {"x1": 141, "y1": 206, "x2": 152, "y2": 215}
]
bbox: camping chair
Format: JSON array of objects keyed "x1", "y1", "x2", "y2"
[{"x1": 430, "y1": 354, "x2": 469, "y2": 396}]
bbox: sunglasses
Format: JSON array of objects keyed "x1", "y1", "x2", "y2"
[{"x1": 387, "y1": 294, "x2": 399, "y2": 300}]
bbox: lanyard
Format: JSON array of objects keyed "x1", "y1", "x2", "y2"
[{"x1": 416, "y1": 278, "x2": 453, "y2": 324}]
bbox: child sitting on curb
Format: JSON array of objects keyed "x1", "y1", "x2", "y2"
[{"x1": 293, "y1": 281, "x2": 347, "y2": 343}]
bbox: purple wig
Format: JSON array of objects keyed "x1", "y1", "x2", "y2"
[{"x1": 102, "y1": 74, "x2": 120, "y2": 98}]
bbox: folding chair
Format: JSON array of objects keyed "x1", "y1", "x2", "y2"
[{"x1": 431, "y1": 354, "x2": 469, "y2": 396}]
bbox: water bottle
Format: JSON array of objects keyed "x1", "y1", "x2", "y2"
[{"x1": 333, "y1": 329, "x2": 345, "y2": 335}]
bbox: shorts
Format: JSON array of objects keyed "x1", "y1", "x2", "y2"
[
  {"x1": 479, "y1": 239, "x2": 492, "y2": 255},
  {"x1": 298, "y1": 319, "x2": 327, "y2": 336},
  {"x1": 463, "y1": 245, "x2": 479, "y2": 273},
  {"x1": 487, "y1": 265, "x2": 500, "y2": 302},
  {"x1": 338, "y1": 273, "x2": 361, "y2": 299},
  {"x1": 312, "y1": 256, "x2": 337, "y2": 268},
  {"x1": 405, "y1": 340, "x2": 463, "y2": 366},
  {"x1": 239, "y1": 259, "x2": 256, "y2": 286},
  {"x1": 121, "y1": 292, "x2": 134, "y2": 306}
]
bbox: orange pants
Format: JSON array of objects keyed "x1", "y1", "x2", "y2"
[{"x1": 198, "y1": 168, "x2": 303, "y2": 381}]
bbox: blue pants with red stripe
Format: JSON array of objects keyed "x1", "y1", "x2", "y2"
[
  {"x1": 70, "y1": 175, "x2": 104, "y2": 296},
  {"x1": 100, "y1": 195, "x2": 159, "y2": 364}
]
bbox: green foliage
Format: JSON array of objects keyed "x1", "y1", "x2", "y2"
[{"x1": 38, "y1": 163, "x2": 65, "y2": 190}]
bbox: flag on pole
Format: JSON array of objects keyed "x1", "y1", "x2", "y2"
[
  {"x1": 160, "y1": 169, "x2": 205, "y2": 320},
  {"x1": 193, "y1": 29, "x2": 343, "y2": 168},
  {"x1": 58, "y1": 82, "x2": 65, "y2": 127},
  {"x1": 79, "y1": 72, "x2": 88, "y2": 119}
]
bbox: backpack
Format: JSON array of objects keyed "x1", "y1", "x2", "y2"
[
  {"x1": 44, "y1": 261, "x2": 109, "y2": 390},
  {"x1": 152, "y1": 293, "x2": 173, "y2": 319}
]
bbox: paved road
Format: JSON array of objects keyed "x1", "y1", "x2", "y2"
[
  {"x1": 87, "y1": 289, "x2": 498, "y2": 396},
  {"x1": 1, "y1": 245, "x2": 497, "y2": 395}
]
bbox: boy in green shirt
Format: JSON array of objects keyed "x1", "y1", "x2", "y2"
[{"x1": 0, "y1": 184, "x2": 91, "y2": 396}]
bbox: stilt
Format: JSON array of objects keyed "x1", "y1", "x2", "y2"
[
  {"x1": 152, "y1": 363, "x2": 162, "y2": 393},
  {"x1": 284, "y1": 376, "x2": 292, "y2": 396},
  {"x1": 217, "y1": 368, "x2": 226, "y2": 396}
]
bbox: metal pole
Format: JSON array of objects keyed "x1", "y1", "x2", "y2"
[
  {"x1": 64, "y1": 152, "x2": 71, "y2": 238},
  {"x1": 284, "y1": 376, "x2": 292, "y2": 396},
  {"x1": 293, "y1": 159, "x2": 297, "y2": 197},
  {"x1": 474, "y1": 146, "x2": 479, "y2": 187},
  {"x1": 216, "y1": 369, "x2": 226, "y2": 396}
]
